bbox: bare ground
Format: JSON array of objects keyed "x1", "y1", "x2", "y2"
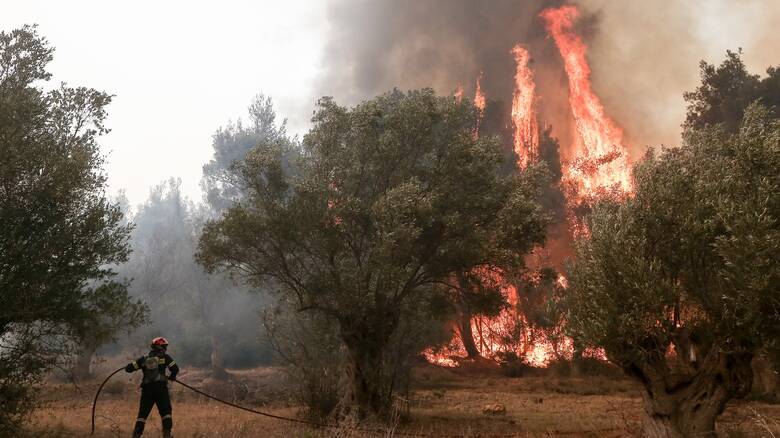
[{"x1": 27, "y1": 363, "x2": 780, "y2": 437}]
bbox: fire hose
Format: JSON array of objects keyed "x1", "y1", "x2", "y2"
[
  {"x1": 91, "y1": 366, "x2": 125, "y2": 435},
  {"x1": 91, "y1": 368, "x2": 426, "y2": 436},
  {"x1": 92, "y1": 369, "x2": 605, "y2": 437}
]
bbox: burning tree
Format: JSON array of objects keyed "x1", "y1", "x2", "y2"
[
  {"x1": 197, "y1": 89, "x2": 549, "y2": 416},
  {"x1": 567, "y1": 103, "x2": 780, "y2": 437}
]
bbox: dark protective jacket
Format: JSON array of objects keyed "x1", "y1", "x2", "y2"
[{"x1": 125, "y1": 349, "x2": 179, "y2": 386}]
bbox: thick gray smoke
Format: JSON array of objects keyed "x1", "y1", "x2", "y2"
[
  {"x1": 318, "y1": 1, "x2": 566, "y2": 137},
  {"x1": 316, "y1": 0, "x2": 780, "y2": 154},
  {"x1": 580, "y1": 0, "x2": 780, "y2": 151}
]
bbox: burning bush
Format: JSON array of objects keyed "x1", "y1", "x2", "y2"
[{"x1": 567, "y1": 101, "x2": 780, "y2": 436}]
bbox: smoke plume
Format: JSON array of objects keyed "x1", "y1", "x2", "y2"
[{"x1": 316, "y1": 0, "x2": 780, "y2": 153}]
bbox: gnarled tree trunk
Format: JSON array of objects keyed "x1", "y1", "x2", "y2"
[
  {"x1": 210, "y1": 333, "x2": 229, "y2": 379},
  {"x1": 72, "y1": 338, "x2": 98, "y2": 382},
  {"x1": 456, "y1": 302, "x2": 480, "y2": 358},
  {"x1": 642, "y1": 389, "x2": 726, "y2": 438},
  {"x1": 340, "y1": 319, "x2": 397, "y2": 418},
  {"x1": 456, "y1": 274, "x2": 480, "y2": 358},
  {"x1": 458, "y1": 312, "x2": 480, "y2": 358},
  {"x1": 630, "y1": 350, "x2": 753, "y2": 437},
  {"x1": 751, "y1": 354, "x2": 779, "y2": 399},
  {"x1": 570, "y1": 339, "x2": 584, "y2": 377},
  {"x1": 342, "y1": 344, "x2": 388, "y2": 417}
]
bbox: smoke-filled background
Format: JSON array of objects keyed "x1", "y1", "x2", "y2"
[
  {"x1": 316, "y1": 0, "x2": 780, "y2": 156},
  {"x1": 4, "y1": 1, "x2": 777, "y2": 206}
]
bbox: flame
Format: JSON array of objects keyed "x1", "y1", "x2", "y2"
[
  {"x1": 555, "y1": 273, "x2": 569, "y2": 289},
  {"x1": 510, "y1": 45, "x2": 539, "y2": 169},
  {"x1": 426, "y1": 5, "x2": 631, "y2": 369},
  {"x1": 424, "y1": 268, "x2": 608, "y2": 368},
  {"x1": 454, "y1": 84, "x2": 464, "y2": 102},
  {"x1": 474, "y1": 72, "x2": 486, "y2": 113},
  {"x1": 423, "y1": 350, "x2": 458, "y2": 368},
  {"x1": 472, "y1": 73, "x2": 486, "y2": 138},
  {"x1": 540, "y1": 5, "x2": 633, "y2": 235},
  {"x1": 425, "y1": 269, "x2": 576, "y2": 368}
]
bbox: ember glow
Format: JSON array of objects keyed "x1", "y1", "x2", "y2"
[
  {"x1": 474, "y1": 72, "x2": 486, "y2": 113},
  {"x1": 472, "y1": 73, "x2": 486, "y2": 137},
  {"x1": 510, "y1": 45, "x2": 539, "y2": 169},
  {"x1": 425, "y1": 269, "x2": 575, "y2": 368},
  {"x1": 428, "y1": 4, "x2": 631, "y2": 369},
  {"x1": 454, "y1": 84, "x2": 464, "y2": 102}
]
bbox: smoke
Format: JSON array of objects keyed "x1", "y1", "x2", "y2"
[
  {"x1": 315, "y1": 0, "x2": 780, "y2": 154},
  {"x1": 319, "y1": 0, "x2": 562, "y2": 115},
  {"x1": 581, "y1": 0, "x2": 780, "y2": 153}
]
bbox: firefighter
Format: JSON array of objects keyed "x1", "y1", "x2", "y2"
[{"x1": 125, "y1": 337, "x2": 179, "y2": 438}]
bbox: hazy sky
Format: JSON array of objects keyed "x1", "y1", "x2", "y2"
[
  {"x1": 1, "y1": 1, "x2": 328, "y2": 205},
  {"x1": 2, "y1": 1, "x2": 778, "y2": 206}
]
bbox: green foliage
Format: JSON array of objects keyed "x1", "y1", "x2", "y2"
[
  {"x1": 567, "y1": 102, "x2": 779, "y2": 434},
  {"x1": 570, "y1": 53, "x2": 780, "y2": 434},
  {"x1": 536, "y1": 127, "x2": 566, "y2": 222},
  {"x1": 0, "y1": 25, "x2": 131, "y2": 431},
  {"x1": 202, "y1": 94, "x2": 290, "y2": 212},
  {"x1": 68, "y1": 280, "x2": 149, "y2": 378},
  {"x1": 262, "y1": 299, "x2": 343, "y2": 420},
  {"x1": 519, "y1": 267, "x2": 566, "y2": 331},
  {"x1": 198, "y1": 89, "x2": 549, "y2": 415},
  {"x1": 569, "y1": 103, "x2": 779, "y2": 364},
  {"x1": 684, "y1": 50, "x2": 780, "y2": 133}
]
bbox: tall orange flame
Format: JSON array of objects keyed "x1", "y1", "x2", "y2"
[
  {"x1": 540, "y1": 5, "x2": 632, "y2": 200},
  {"x1": 428, "y1": 5, "x2": 626, "y2": 369},
  {"x1": 474, "y1": 72, "x2": 486, "y2": 113},
  {"x1": 510, "y1": 45, "x2": 539, "y2": 169},
  {"x1": 473, "y1": 73, "x2": 486, "y2": 137}
]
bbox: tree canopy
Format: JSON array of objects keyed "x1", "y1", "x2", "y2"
[
  {"x1": 198, "y1": 89, "x2": 549, "y2": 415},
  {"x1": 0, "y1": 25, "x2": 132, "y2": 431},
  {"x1": 202, "y1": 94, "x2": 290, "y2": 213},
  {"x1": 684, "y1": 50, "x2": 780, "y2": 132},
  {"x1": 567, "y1": 103, "x2": 779, "y2": 436}
]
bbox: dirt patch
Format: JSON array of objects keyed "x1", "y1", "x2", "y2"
[{"x1": 28, "y1": 366, "x2": 780, "y2": 437}]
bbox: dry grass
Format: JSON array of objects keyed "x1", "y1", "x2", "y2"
[{"x1": 26, "y1": 365, "x2": 780, "y2": 437}]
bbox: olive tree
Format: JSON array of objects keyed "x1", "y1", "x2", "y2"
[
  {"x1": 68, "y1": 282, "x2": 148, "y2": 381},
  {"x1": 0, "y1": 26, "x2": 132, "y2": 431},
  {"x1": 198, "y1": 89, "x2": 549, "y2": 416},
  {"x1": 567, "y1": 103, "x2": 779, "y2": 437}
]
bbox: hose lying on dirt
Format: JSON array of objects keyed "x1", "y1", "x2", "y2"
[
  {"x1": 170, "y1": 380, "x2": 513, "y2": 437},
  {"x1": 91, "y1": 367, "x2": 125, "y2": 435},
  {"x1": 96, "y1": 370, "x2": 597, "y2": 437}
]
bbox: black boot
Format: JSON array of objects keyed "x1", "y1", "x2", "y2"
[{"x1": 133, "y1": 418, "x2": 145, "y2": 437}]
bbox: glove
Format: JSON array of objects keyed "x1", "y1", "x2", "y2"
[{"x1": 168, "y1": 374, "x2": 177, "y2": 381}]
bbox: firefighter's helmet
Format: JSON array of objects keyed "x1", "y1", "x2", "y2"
[{"x1": 151, "y1": 337, "x2": 169, "y2": 349}]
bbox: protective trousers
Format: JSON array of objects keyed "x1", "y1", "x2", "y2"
[{"x1": 133, "y1": 382, "x2": 172, "y2": 436}]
